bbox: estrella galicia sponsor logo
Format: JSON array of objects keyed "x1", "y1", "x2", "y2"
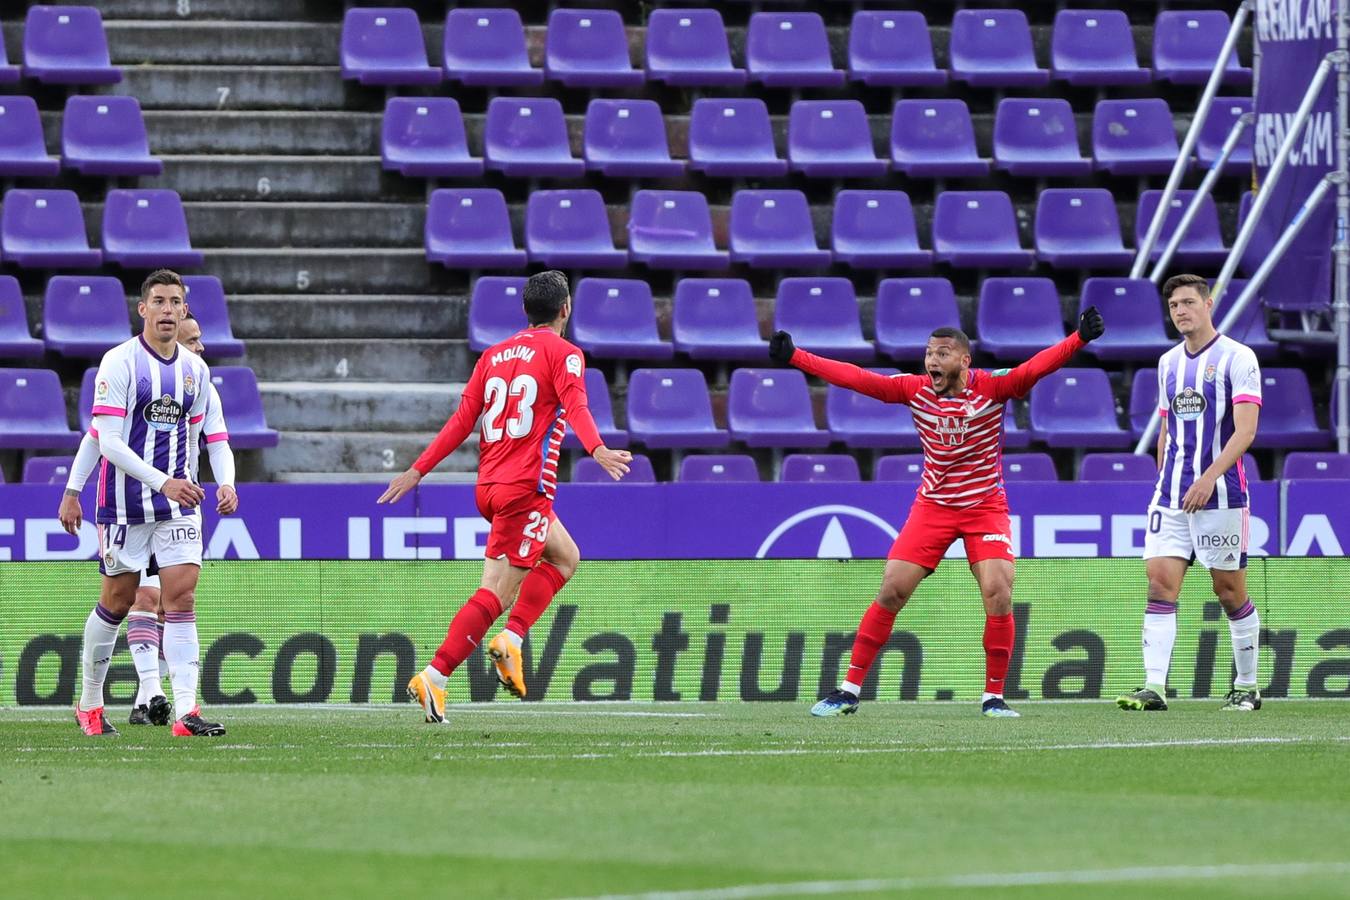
[
  {"x1": 1170, "y1": 387, "x2": 1206, "y2": 421},
  {"x1": 144, "y1": 394, "x2": 184, "y2": 432}
]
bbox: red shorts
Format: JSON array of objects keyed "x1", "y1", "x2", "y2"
[
  {"x1": 475, "y1": 482, "x2": 554, "y2": 567},
  {"x1": 888, "y1": 493, "x2": 1015, "y2": 571}
]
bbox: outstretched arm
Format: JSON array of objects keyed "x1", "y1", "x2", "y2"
[
  {"x1": 987, "y1": 307, "x2": 1103, "y2": 402},
  {"x1": 773, "y1": 332, "x2": 915, "y2": 404}
]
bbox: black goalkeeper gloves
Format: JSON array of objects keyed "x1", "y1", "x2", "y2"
[
  {"x1": 769, "y1": 330, "x2": 796, "y2": 365},
  {"x1": 1077, "y1": 306, "x2": 1105, "y2": 342}
]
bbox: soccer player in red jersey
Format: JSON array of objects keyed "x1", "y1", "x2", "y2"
[
  {"x1": 774, "y1": 306, "x2": 1105, "y2": 718},
  {"x1": 378, "y1": 271, "x2": 632, "y2": 723}
]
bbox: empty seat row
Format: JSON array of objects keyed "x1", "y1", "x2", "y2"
[
  {"x1": 343, "y1": 7, "x2": 1250, "y2": 90},
  {"x1": 0, "y1": 95, "x2": 161, "y2": 177},
  {"x1": 383, "y1": 96, "x2": 1252, "y2": 182},
  {"x1": 0, "y1": 188, "x2": 200, "y2": 269},
  {"x1": 0, "y1": 6, "x2": 120, "y2": 85}
]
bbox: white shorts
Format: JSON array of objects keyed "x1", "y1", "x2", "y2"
[
  {"x1": 1142, "y1": 505, "x2": 1248, "y2": 571},
  {"x1": 99, "y1": 514, "x2": 203, "y2": 577},
  {"x1": 139, "y1": 571, "x2": 161, "y2": 590}
]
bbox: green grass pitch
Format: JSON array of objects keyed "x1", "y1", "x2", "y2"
[{"x1": 2, "y1": 700, "x2": 1347, "y2": 899}]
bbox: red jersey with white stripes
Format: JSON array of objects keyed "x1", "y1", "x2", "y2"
[
  {"x1": 413, "y1": 327, "x2": 603, "y2": 499},
  {"x1": 792, "y1": 334, "x2": 1085, "y2": 509}
]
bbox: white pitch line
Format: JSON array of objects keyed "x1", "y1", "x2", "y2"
[{"x1": 557, "y1": 861, "x2": 1350, "y2": 900}]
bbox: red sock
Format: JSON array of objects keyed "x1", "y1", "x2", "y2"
[
  {"x1": 983, "y1": 613, "x2": 1015, "y2": 695},
  {"x1": 506, "y1": 562, "x2": 568, "y2": 639},
  {"x1": 431, "y1": 588, "x2": 502, "y2": 676},
  {"x1": 844, "y1": 602, "x2": 898, "y2": 688}
]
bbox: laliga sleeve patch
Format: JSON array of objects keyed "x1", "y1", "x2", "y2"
[
  {"x1": 565, "y1": 353, "x2": 583, "y2": 377},
  {"x1": 95, "y1": 379, "x2": 110, "y2": 400}
]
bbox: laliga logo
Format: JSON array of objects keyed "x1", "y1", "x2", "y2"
[{"x1": 755, "y1": 505, "x2": 898, "y2": 559}]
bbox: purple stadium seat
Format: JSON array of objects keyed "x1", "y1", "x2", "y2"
[
  {"x1": 339, "y1": 8, "x2": 439, "y2": 86},
  {"x1": 1003, "y1": 405, "x2": 1032, "y2": 449},
  {"x1": 1154, "y1": 11, "x2": 1251, "y2": 87},
  {"x1": 182, "y1": 276, "x2": 244, "y2": 359},
  {"x1": 1129, "y1": 368, "x2": 1158, "y2": 438},
  {"x1": 380, "y1": 97, "x2": 482, "y2": 178},
  {"x1": 874, "y1": 278, "x2": 964, "y2": 362},
  {"x1": 584, "y1": 100, "x2": 683, "y2": 179},
  {"x1": 209, "y1": 367, "x2": 278, "y2": 449},
  {"x1": 483, "y1": 97, "x2": 585, "y2": 179},
  {"x1": 729, "y1": 191, "x2": 831, "y2": 270},
  {"x1": 545, "y1": 9, "x2": 643, "y2": 88},
  {"x1": 23, "y1": 6, "x2": 120, "y2": 84},
  {"x1": 827, "y1": 371, "x2": 920, "y2": 449},
  {"x1": 1035, "y1": 189, "x2": 1133, "y2": 269},
  {"x1": 626, "y1": 368, "x2": 729, "y2": 449},
  {"x1": 23, "y1": 455, "x2": 75, "y2": 484},
  {"x1": 1, "y1": 189, "x2": 100, "y2": 268},
  {"x1": 848, "y1": 11, "x2": 946, "y2": 87},
  {"x1": 1250, "y1": 369, "x2": 1328, "y2": 449},
  {"x1": 102, "y1": 190, "x2": 203, "y2": 268},
  {"x1": 1051, "y1": 10, "x2": 1151, "y2": 86},
  {"x1": 573, "y1": 454, "x2": 655, "y2": 483},
  {"x1": 0, "y1": 96, "x2": 60, "y2": 176},
  {"x1": 77, "y1": 366, "x2": 96, "y2": 433},
  {"x1": 1135, "y1": 190, "x2": 1229, "y2": 267},
  {"x1": 468, "y1": 277, "x2": 528, "y2": 352},
  {"x1": 774, "y1": 278, "x2": 873, "y2": 362},
  {"x1": 949, "y1": 9, "x2": 1048, "y2": 88},
  {"x1": 0, "y1": 25, "x2": 19, "y2": 82},
  {"x1": 43, "y1": 276, "x2": 130, "y2": 358},
  {"x1": 569, "y1": 278, "x2": 673, "y2": 359},
  {"x1": 1213, "y1": 280, "x2": 1279, "y2": 359},
  {"x1": 1283, "y1": 453, "x2": 1350, "y2": 480},
  {"x1": 0, "y1": 276, "x2": 42, "y2": 358},
  {"x1": 831, "y1": 191, "x2": 931, "y2": 270},
  {"x1": 1092, "y1": 99, "x2": 1179, "y2": 177},
  {"x1": 628, "y1": 191, "x2": 726, "y2": 271},
  {"x1": 746, "y1": 12, "x2": 845, "y2": 88},
  {"x1": 678, "y1": 454, "x2": 760, "y2": 482},
  {"x1": 1079, "y1": 278, "x2": 1171, "y2": 362},
  {"x1": 788, "y1": 100, "x2": 886, "y2": 178},
  {"x1": 61, "y1": 96, "x2": 161, "y2": 176},
  {"x1": 876, "y1": 454, "x2": 925, "y2": 482},
  {"x1": 992, "y1": 98, "x2": 1092, "y2": 177},
  {"x1": 976, "y1": 278, "x2": 1066, "y2": 361},
  {"x1": 1079, "y1": 453, "x2": 1158, "y2": 482},
  {"x1": 671, "y1": 278, "x2": 768, "y2": 361},
  {"x1": 1196, "y1": 97, "x2": 1254, "y2": 176},
  {"x1": 563, "y1": 368, "x2": 628, "y2": 450},
  {"x1": 1242, "y1": 454, "x2": 1264, "y2": 482},
  {"x1": 890, "y1": 100, "x2": 989, "y2": 178},
  {"x1": 1030, "y1": 369, "x2": 1131, "y2": 448},
  {"x1": 688, "y1": 99, "x2": 787, "y2": 178},
  {"x1": 646, "y1": 8, "x2": 745, "y2": 86},
  {"x1": 442, "y1": 8, "x2": 542, "y2": 87},
  {"x1": 1003, "y1": 453, "x2": 1057, "y2": 481},
  {"x1": 933, "y1": 191, "x2": 1034, "y2": 269},
  {"x1": 425, "y1": 189, "x2": 526, "y2": 270},
  {"x1": 526, "y1": 190, "x2": 626, "y2": 269},
  {"x1": 0, "y1": 369, "x2": 80, "y2": 449},
  {"x1": 728, "y1": 368, "x2": 830, "y2": 448},
  {"x1": 781, "y1": 454, "x2": 861, "y2": 483}
]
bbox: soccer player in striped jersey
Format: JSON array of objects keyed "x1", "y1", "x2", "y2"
[
  {"x1": 772, "y1": 306, "x2": 1105, "y2": 718},
  {"x1": 379, "y1": 270, "x2": 632, "y2": 723},
  {"x1": 1118, "y1": 274, "x2": 1263, "y2": 713}
]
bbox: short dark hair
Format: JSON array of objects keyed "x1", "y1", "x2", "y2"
[
  {"x1": 1162, "y1": 273, "x2": 1210, "y2": 302},
  {"x1": 182, "y1": 310, "x2": 196, "y2": 321},
  {"x1": 523, "y1": 270, "x2": 571, "y2": 325},
  {"x1": 140, "y1": 268, "x2": 185, "y2": 300},
  {"x1": 928, "y1": 326, "x2": 971, "y2": 351}
]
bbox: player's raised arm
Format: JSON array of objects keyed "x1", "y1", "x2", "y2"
[
  {"x1": 378, "y1": 359, "x2": 488, "y2": 503},
  {"x1": 552, "y1": 346, "x2": 632, "y2": 481},
  {"x1": 772, "y1": 331, "x2": 915, "y2": 404},
  {"x1": 987, "y1": 306, "x2": 1104, "y2": 402}
]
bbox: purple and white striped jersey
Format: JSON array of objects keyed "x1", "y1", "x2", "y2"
[
  {"x1": 91, "y1": 336, "x2": 210, "y2": 525},
  {"x1": 1151, "y1": 334, "x2": 1262, "y2": 511}
]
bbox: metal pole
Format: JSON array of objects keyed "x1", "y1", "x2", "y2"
[
  {"x1": 1214, "y1": 54, "x2": 1338, "y2": 306},
  {"x1": 1149, "y1": 114, "x2": 1254, "y2": 284},
  {"x1": 1132, "y1": 1, "x2": 1253, "y2": 278},
  {"x1": 1335, "y1": 0, "x2": 1349, "y2": 453}
]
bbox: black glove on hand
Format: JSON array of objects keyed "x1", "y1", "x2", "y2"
[
  {"x1": 769, "y1": 330, "x2": 796, "y2": 364},
  {"x1": 1077, "y1": 306, "x2": 1105, "y2": 342}
]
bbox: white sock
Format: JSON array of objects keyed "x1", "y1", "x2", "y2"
[
  {"x1": 79, "y1": 605, "x2": 124, "y2": 710},
  {"x1": 503, "y1": 629, "x2": 523, "y2": 649},
  {"x1": 127, "y1": 611, "x2": 164, "y2": 707},
  {"x1": 981, "y1": 692, "x2": 1002, "y2": 703},
  {"x1": 1227, "y1": 600, "x2": 1261, "y2": 689},
  {"x1": 840, "y1": 680, "x2": 861, "y2": 697},
  {"x1": 423, "y1": 664, "x2": 448, "y2": 691},
  {"x1": 1142, "y1": 600, "x2": 1178, "y2": 693},
  {"x1": 163, "y1": 612, "x2": 201, "y2": 719},
  {"x1": 157, "y1": 622, "x2": 169, "y2": 681}
]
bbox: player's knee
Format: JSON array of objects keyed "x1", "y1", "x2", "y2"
[
  {"x1": 132, "y1": 589, "x2": 158, "y2": 612},
  {"x1": 982, "y1": 584, "x2": 1013, "y2": 614},
  {"x1": 1146, "y1": 578, "x2": 1179, "y2": 602},
  {"x1": 550, "y1": 554, "x2": 578, "y2": 582},
  {"x1": 162, "y1": 587, "x2": 196, "y2": 612},
  {"x1": 875, "y1": 584, "x2": 910, "y2": 612}
]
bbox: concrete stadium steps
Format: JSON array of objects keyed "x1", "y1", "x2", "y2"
[
  {"x1": 262, "y1": 430, "x2": 478, "y2": 478},
  {"x1": 183, "y1": 203, "x2": 424, "y2": 248},
  {"x1": 95, "y1": 0, "x2": 331, "y2": 19},
  {"x1": 154, "y1": 155, "x2": 400, "y2": 202},
  {"x1": 271, "y1": 470, "x2": 477, "y2": 484},
  {"x1": 243, "y1": 338, "x2": 472, "y2": 383},
  {"x1": 200, "y1": 248, "x2": 451, "y2": 295},
  {"x1": 105, "y1": 21, "x2": 340, "y2": 65},
  {"x1": 259, "y1": 381, "x2": 461, "y2": 432},
  {"x1": 229, "y1": 295, "x2": 464, "y2": 340},
  {"x1": 112, "y1": 66, "x2": 357, "y2": 111},
  {"x1": 41, "y1": 112, "x2": 381, "y2": 156}
]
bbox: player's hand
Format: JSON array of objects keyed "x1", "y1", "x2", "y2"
[
  {"x1": 1077, "y1": 306, "x2": 1105, "y2": 342},
  {"x1": 378, "y1": 467, "x2": 422, "y2": 504},
  {"x1": 161, "y1": 478, "x2": 205, "y2": 509},
  {"x1": 1181, "y1": 474, "x2": 1216, "y2": 513},
  {"x1": 216, "y1": 484, "x2": 239, "y2": 516},
  {"x1": 592, "y1": 446, "x2": 632, "y2": 481},
  {"x1": 58, "y1": 492, "x2": 83, "y2": 536},
  {"x1": 769, "y1": 330, "x2": 796, "y2": 365}
]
